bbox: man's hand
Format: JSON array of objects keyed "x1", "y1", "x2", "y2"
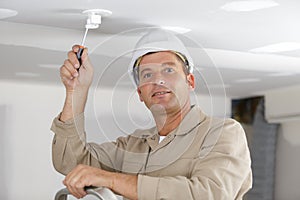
[
  {"x1": 60, "y1": 45, "x2": 94, "y2": 92},
  {"x1": 63, "y1": 164, "x2": 138, "y2": 199},
  {"x1": 63, "y1": 164, "x2": 114, "y2": 199}
]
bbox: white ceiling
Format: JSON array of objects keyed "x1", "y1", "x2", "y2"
[{"x1": 1, "y1": 0, "x2": 300, "y2": 98}]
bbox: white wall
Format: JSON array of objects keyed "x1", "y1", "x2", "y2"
[
  {"x1": 0, "y1": 81, "x2": 230, "y2": 200},
  {"x1": 275, "y1": 120, "x2": 300, "y2": 200},
  {"x1": 0, "y1": 81, "x2": 66, "y2": 200},
  {"x1": 264, "y1": 85, "x2": 300, "y2": 200}
]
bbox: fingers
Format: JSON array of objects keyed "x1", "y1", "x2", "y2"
[
  {"x1": 60, "y1": 66, "x2": 73, "y2": 86},
  {"x1": 60, "y1": 45, "x2": 93, "y2": 90},
  {"x1": 64, "y1": 179, "x2": 86, "y2": 199},
  {"x1": 63, "y1": 164, "x2": 115, "y2": 199},
  {"x1": 62, "y1": 60, "x2": 78, "y2": 78},
  {"x1": 80, "y1": 48, "x2": 89, "y2": 64},
  {"x1": 60, "y1": 46, "x2": 81, "y2": 83},
  {"x1": 63, "y1": 165, "x2": 88, "y2": 199},
  {"x1": 72, "y1": 45, "x2": 90, "y2": 68},
  {"x1": 67, "y1": 50, "x2": 81, "y2": 70},
  {"x1": 60, "y1": 65, "x2": 76, "y2": 90},
  {"x1": 72, "y1": 44, "x2": 81, "y2": 53}
]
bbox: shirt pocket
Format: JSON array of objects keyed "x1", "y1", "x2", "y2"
[
  {"x1": 121, "y1": 152, "x2": 147, "y2": 174},
  {"x1": 150, "y1": 158, "x2": 193, "y2": 178}
]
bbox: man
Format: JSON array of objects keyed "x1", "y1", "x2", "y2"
[{"x1": 51, "y1": 29, "x2": 252, "y2": 199}]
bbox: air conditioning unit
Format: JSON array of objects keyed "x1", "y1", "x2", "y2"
[{"x1": 265, "y1": 85, "x2": 300, "y2": 123}]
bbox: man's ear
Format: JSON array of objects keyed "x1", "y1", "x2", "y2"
[
  {"x1": 137, "y1": 88, "x2": 144, "y2": 102},
  {"x1": 187, "y1": 74, "x2": 195, "y2": 91}
]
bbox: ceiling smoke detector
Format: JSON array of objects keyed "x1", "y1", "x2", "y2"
[{"x1": 82, "y1": 9, "x2": 112, "y2": 29}]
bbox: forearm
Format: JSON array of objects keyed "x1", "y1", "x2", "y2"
[
  {"x1": 60, "y1": 88, "x2": 89, "y2": 122},
  {"x1": 110, "y1": 172, "x2": 138, "y2": 200}
]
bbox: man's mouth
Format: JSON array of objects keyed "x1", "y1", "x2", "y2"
[{"x1": 152, "y1": 91, "x2": 171, "y2": 97}]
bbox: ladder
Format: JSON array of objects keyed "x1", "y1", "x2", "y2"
[{"x1": 55, "y1": 187, "x2": 118, "y2": 200}]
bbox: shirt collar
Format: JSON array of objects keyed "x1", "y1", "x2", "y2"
[{"x1": 172, "y1": 105, "x2": 206, "y2": 136}]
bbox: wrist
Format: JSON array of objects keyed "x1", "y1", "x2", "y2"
[
  {"x1": 66, "y1": 86, "x2": 89, "y2": 95},
  {"x1": 65, "y1": 87, "x2": 89, "y2": 105},
  {"x1": 60, "y1": 88, "x2": 89, "y2": 122},
  {"x1": 110, "y1": 173, "x2": 116, "y2": 191}
]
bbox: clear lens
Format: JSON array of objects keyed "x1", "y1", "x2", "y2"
[{"x1": 135, "y1": 63, "x2": 184, "y2": 87}]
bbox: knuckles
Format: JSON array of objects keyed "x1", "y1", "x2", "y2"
[
  {"x1": 76, "y1": 164, "x2": 86, "y2": 170},
  {"x1": 63, "y1": 59, "x2": 70, "y2": 66},
  {"x1": 63, "y1": 164, "x2": 99, "y2": 198},
  {"x1": 59, "y1": 66, "x2": 65, "y2": 74},
  {"x1": 75, "y1": 181, "x2": 83, "y2": 189},
  {"x1": 72, "y1": 45, "x2": 80, "y2": 52},
  {"x1": 67, "y1": 50, "x2": 76, "y2": 58}
]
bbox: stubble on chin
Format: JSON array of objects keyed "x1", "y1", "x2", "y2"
[
  {"x1": 149, "y1": 103, "x2": 167, "y2": 116},
  {"x1": 149, "y1": 104, "x2": 167, "y2": 130}
]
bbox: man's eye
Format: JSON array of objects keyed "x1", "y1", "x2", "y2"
[
  {"x1": 165, "y1": 68, "x2": 174, "y2": 73},
  {"x1": 143, "y1": 73, "x2": 152, "y2": 79}
]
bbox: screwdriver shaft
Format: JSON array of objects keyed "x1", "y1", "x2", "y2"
[{"x1": 81, "y1": 28, "x2": 89, "y2": 47}]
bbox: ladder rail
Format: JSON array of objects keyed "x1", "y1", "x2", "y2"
[{"x1": 54, "y1": 187, "x2": 118, "y2": 200}]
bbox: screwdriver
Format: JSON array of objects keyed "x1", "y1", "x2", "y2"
[
  {"x1": 76, "y1": 27, "x2": 89, "y2": 69},
  {"x1": 76, "y1": 9, "x2": 112, "y2": 70}
]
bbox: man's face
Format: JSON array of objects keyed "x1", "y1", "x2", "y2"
[{"x1": 136, "y1": 51, "x2": 195, "y2": 114}]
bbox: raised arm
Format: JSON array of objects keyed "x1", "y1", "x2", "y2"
[{"x1": 59, "y1": 45, "x2": 94, "y2": 122}]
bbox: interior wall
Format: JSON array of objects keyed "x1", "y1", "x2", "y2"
[
  {"x1": 0, "y1": 80, "x2": 230, "y2": 200},
  {"x1": 275, "y1": 120, "x2": 300, "y2": 200},
  {"x1": 0, "y1": 105, "x2": 9, "y2": 199},
  {"x1": 263, "y1": 85, "x2": 300, "y2": 200},
  {"x1": 0, "y1": 81, "x2": 66, "y2": 199}
]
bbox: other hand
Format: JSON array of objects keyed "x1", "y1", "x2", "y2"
[{"x1": 63, "y1": 164, "x2": 114, "y2": 199}]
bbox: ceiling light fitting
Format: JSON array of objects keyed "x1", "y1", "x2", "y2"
[
  {"x1": 161, "y1": 26, "x2": 191, "y2": 34},
  {"x1": 0, "y1": 8, "x2": 18, "y2": 19},
  {"x1": 221, "y1": 0, "x2": 279, "y2": 12},
  {"x1": 250, "y1": 42, "x2": 300, "y2": 53}
]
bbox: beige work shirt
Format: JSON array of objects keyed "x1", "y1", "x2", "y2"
[{"x1": 51, "y1": 106, "x2": 252, "y2": 199}]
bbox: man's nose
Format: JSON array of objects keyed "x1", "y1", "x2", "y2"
[
  {"x1": 157, "y1": 79, "x2": 165, "y2": 85},
  {"x1": 153, "y1": 73, "x2": 165, "y2": 85}
]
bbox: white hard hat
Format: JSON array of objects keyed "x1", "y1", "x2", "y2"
[{"x1": 130, "y1": 28, "x2": 194, "y2": 85}]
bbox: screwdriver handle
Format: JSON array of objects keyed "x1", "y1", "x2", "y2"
[{"x1": 76, "y1": 45, "x2": 84, "y2": 69}]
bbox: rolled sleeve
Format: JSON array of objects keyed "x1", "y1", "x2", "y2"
[
  {"x1": 50, "y1": 112, "x2": 128, "y2": 175},
  {"x1": 51, "y1": 112, "x2": 85, "y2": 138},
  {"x1": 50, "y1": 112, "x2": 93, "y2": 175}
]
